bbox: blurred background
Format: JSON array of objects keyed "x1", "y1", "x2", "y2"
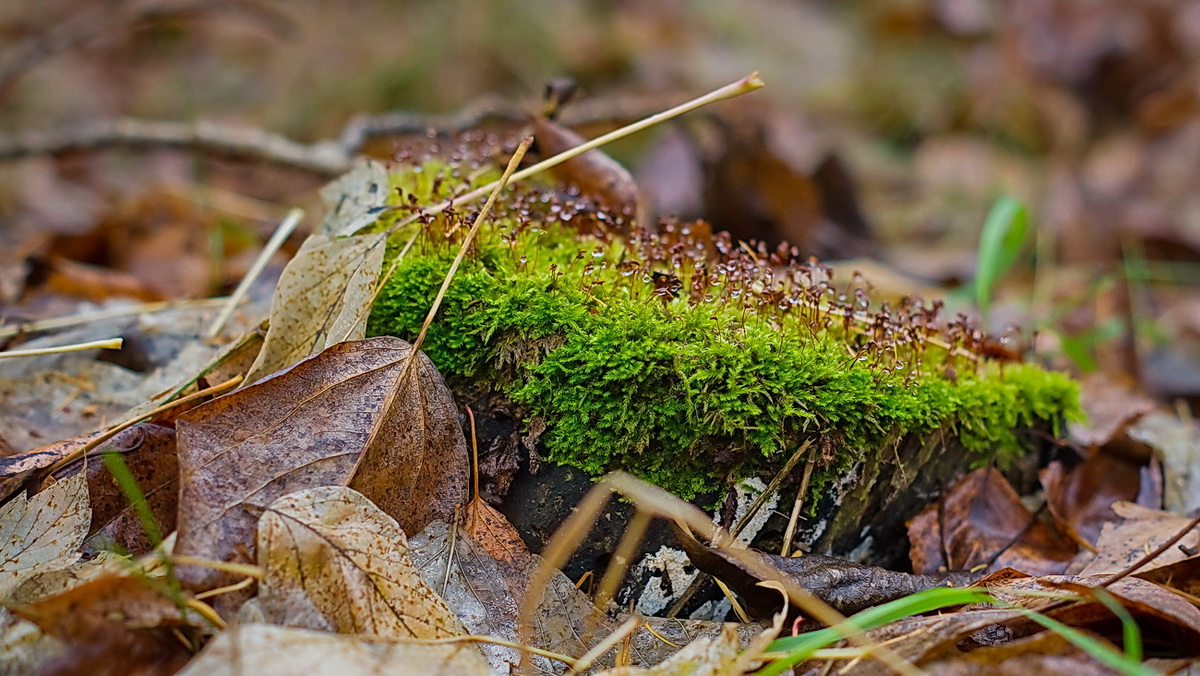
[{"x1": 2, "y1": 0, "x2": 1200, "y2": 411}]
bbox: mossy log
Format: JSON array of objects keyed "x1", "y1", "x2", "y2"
[{"x1": 364, "y1": 162, "x2": 1079, "y2": 589}]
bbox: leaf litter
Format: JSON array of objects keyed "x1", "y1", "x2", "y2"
[{"x1": 1, "y1": 74, "x2": 1200, "y2": 675}]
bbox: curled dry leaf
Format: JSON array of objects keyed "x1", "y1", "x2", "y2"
[
  {"x1": 174, "y1": 336, "x2": 468, "y2": 593},
  {"x1": 176, "y1": 623, "x2": 490, "y2": 676},
  {"x1": 243, "y1": 233, "x2": 384, "y2": 384},
  {"x1": 908, "y1": 467, "x2": 1077, "y2": 576},
  {"x1": 0, "y1": 472, "x2": 89, "y2": 602},
  {"x1": 257, "y1": 485, "x2": 469, "y2": 640}
]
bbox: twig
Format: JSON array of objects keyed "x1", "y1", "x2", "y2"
[
  {"x1": 0, "y1": 118, "x2": 352, "y2": 176},
  {"x1": 565, "y1": 615, "x2": 641, "y2": 676},
  {"x1": 1099, "y1": 512, "x2": 1200, "y2": 587},
  {"x1": 0, "y1": 298, "x2": 228, "y2": 339},
  {"x1": 666, "y1": 440, "x2": 812, "y2": 618},
  {"x1": 45, "y1": 374, "x2": 242, "y2": 475},
  {"x1": 205, "y1": 207, "x2": 303, "y2": 339},
  {"x1": 0, "y1": 337, "x2": 122, "y2": 358},
  {"x1": 781, "y1": 454, "x2": 817, "y2": 557},
  {"x1": 440, "y1": 72, "x2": 764, "y2": 236}
]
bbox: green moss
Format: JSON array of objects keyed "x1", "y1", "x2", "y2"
[{"x1": 365, "y1": 165, "x2": 1082, "y2": 500}]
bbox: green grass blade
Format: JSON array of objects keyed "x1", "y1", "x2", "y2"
[
  {"x1": 1079, "y1": 588, "x2": 1143, "y2": 663},
  {"x1": 1011, "y1": 606, "x2": 1152, "y2": 676},
  {"x1": 100, "y1": 451, "x2": 163, "y2": 548},
  {"x1": 975, "y1": 196, "x2": 1030, "y2": 320},
  {"x1": 757, "y1": 587, "x2": 994, "y2": 675}
]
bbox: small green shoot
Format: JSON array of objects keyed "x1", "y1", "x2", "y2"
[
  {"x1": 100, "y1": 451, "x2": 186, "y2": 613},
  {"x1": 101, "y1": 452, "x2": 163, "y2": 547},
  {"x1": 756, "y1": 586, "x2": 1152, "y2": 676},
  {"x1": 975, "y1": 196, "x2": 1031, "y2": 323},
  {"x1": 757, "y1": 587, "x2": 993, "y2": 675}
]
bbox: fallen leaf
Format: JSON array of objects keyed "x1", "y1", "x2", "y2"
[
  {"x1": 411, "y1": 517, "x2": 749, "y2": 673},
  {"x1": 1040, "y1": 452, "x2": 1158, "y2": 547},
  {"x1": 1074, "y1": 502, "x2": 1200, "y2": 576},
  {"x1": 0, "y1": 608, "x2": 64, "y2": 676},
  {"x1": 43, "y1": 424, "x2": 178, "y2": 557},
  {"x1": 1068, "y1": 374, "x2": 1156, "y2": 448},
  {"x1": 909, "y1": 467, "x2": 1077, "y2": 575},
  {"x1": 0, "y1": 473, "x2": 89, "y2": 602},
  {"x1": 243, "y1": 233, "x2": 384, "y2": 384},
  {"x1": 258, "y1": 485, "x2": 469, "y2": 639},
  {"x1": 595, "y1": 625, "x2": 747, "y2": 676},
  {"x1": 13, "y1": 574, "x2": 195, "y2": 676},
  {"x1": 174, "y1": 337, "x2": 468, "y2": 593},
  {"x1": 176, "y1": 623, "x2": 490, "y2": 676},
  {"x1": 317, "y1": 161, "x2": 392, "y2": 237}
]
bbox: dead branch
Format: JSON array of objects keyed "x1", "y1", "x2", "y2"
[{"x1": 0, "y1": 118, "x2": 353, "y2": 177}]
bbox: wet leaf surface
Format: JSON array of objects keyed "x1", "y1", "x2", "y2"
[{"x1": 174, "y1": 336, "x2": 468, "y2": 593}]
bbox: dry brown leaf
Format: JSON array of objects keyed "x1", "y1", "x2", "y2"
[
  {"x1": 1040, "y1": 453, "x2": 1158, "y2": 548},
  {"x1": 174, "y1": 336, "x2": 468, "y2": 593},
  {"x1": 909, "y1": 467, "x2": 1077, "y2": 575},
  {"x1": 43, "y1": 423, "x2": 177, "y2": 557},
  {"x1": 0, "y1": 433, "x2": 94, "y2": 503},
  {"x1": 412, "y1": 518, "x2": 741, "y2": 673},
  {"x1": 0, "y1": 608, "x2": 64, "y2": 676},
  {"x1": 12, "y1": 574, "x2": 195, "y2": 676},
  {"x1": 243, "y1": 232, "x2": 384, "y2": 384},
  {"x1": 176, "y1": 623, "x2": 490, "y2": 676},
  {"x1": 1074, "y1": 502, "x2": 1200, "y2": 576},
  {"x1": 258, "y1": 485, "x2": 468, "y2": 640},
  {"x1": 0, "y1": 473, "x2": 89, "y2": 602}
]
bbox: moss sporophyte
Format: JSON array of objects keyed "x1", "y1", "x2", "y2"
[{"x1": 366, "y1": 160, "x2": 1082, "y2": 501}]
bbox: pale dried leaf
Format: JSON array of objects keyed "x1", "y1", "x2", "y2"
[
  {"x1": 595, "y1": 625, "x2": 745, "y2": 676},
  {"x1": 1074, "y1": 502, "x2": 1200, "y2": 576},
  {"x1": 244, "y1": 233, "x2": 384, "y2": 384},
  {"x1": 175, "y1": 337, "x2": 468, "y2": 593},
  {"x1": 0, "y1": 608, "x2": 63, "y2": 676},
  {"x1": 0, "y1": 473, "x2": 89, "y2": 601},
  {"x1": 258, "y1": 486, "x2": 467, "y2": 639},
  {"x1": 410, "y1": 520, "x2": 744, "y2": 673},
  {"x1": 317, "y1": 161, "x2": 391, "y2": 237},
  {"x1": 176, "y1": 623, "x2": 490, "y2": 676}
]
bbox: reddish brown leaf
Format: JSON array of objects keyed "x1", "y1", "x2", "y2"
[
  {"x1": 44, "y1": 424, "x2": 178, "y2": 557},
  {"x1": 1041, "y1": 453, "x2": 1159, "y2": 547},
  {"x1": 909, "y1": 467, "x2": 1077, "y2": 575},
  {"x1": 174, "y1": 336, "x2": 468, "y2": 593},
  {"x1": 13, "y1": 574, "x2": 193, "y2": 676},
  {"x1": 463, "y1": 498, "x2": 528, "y2": 567}
]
